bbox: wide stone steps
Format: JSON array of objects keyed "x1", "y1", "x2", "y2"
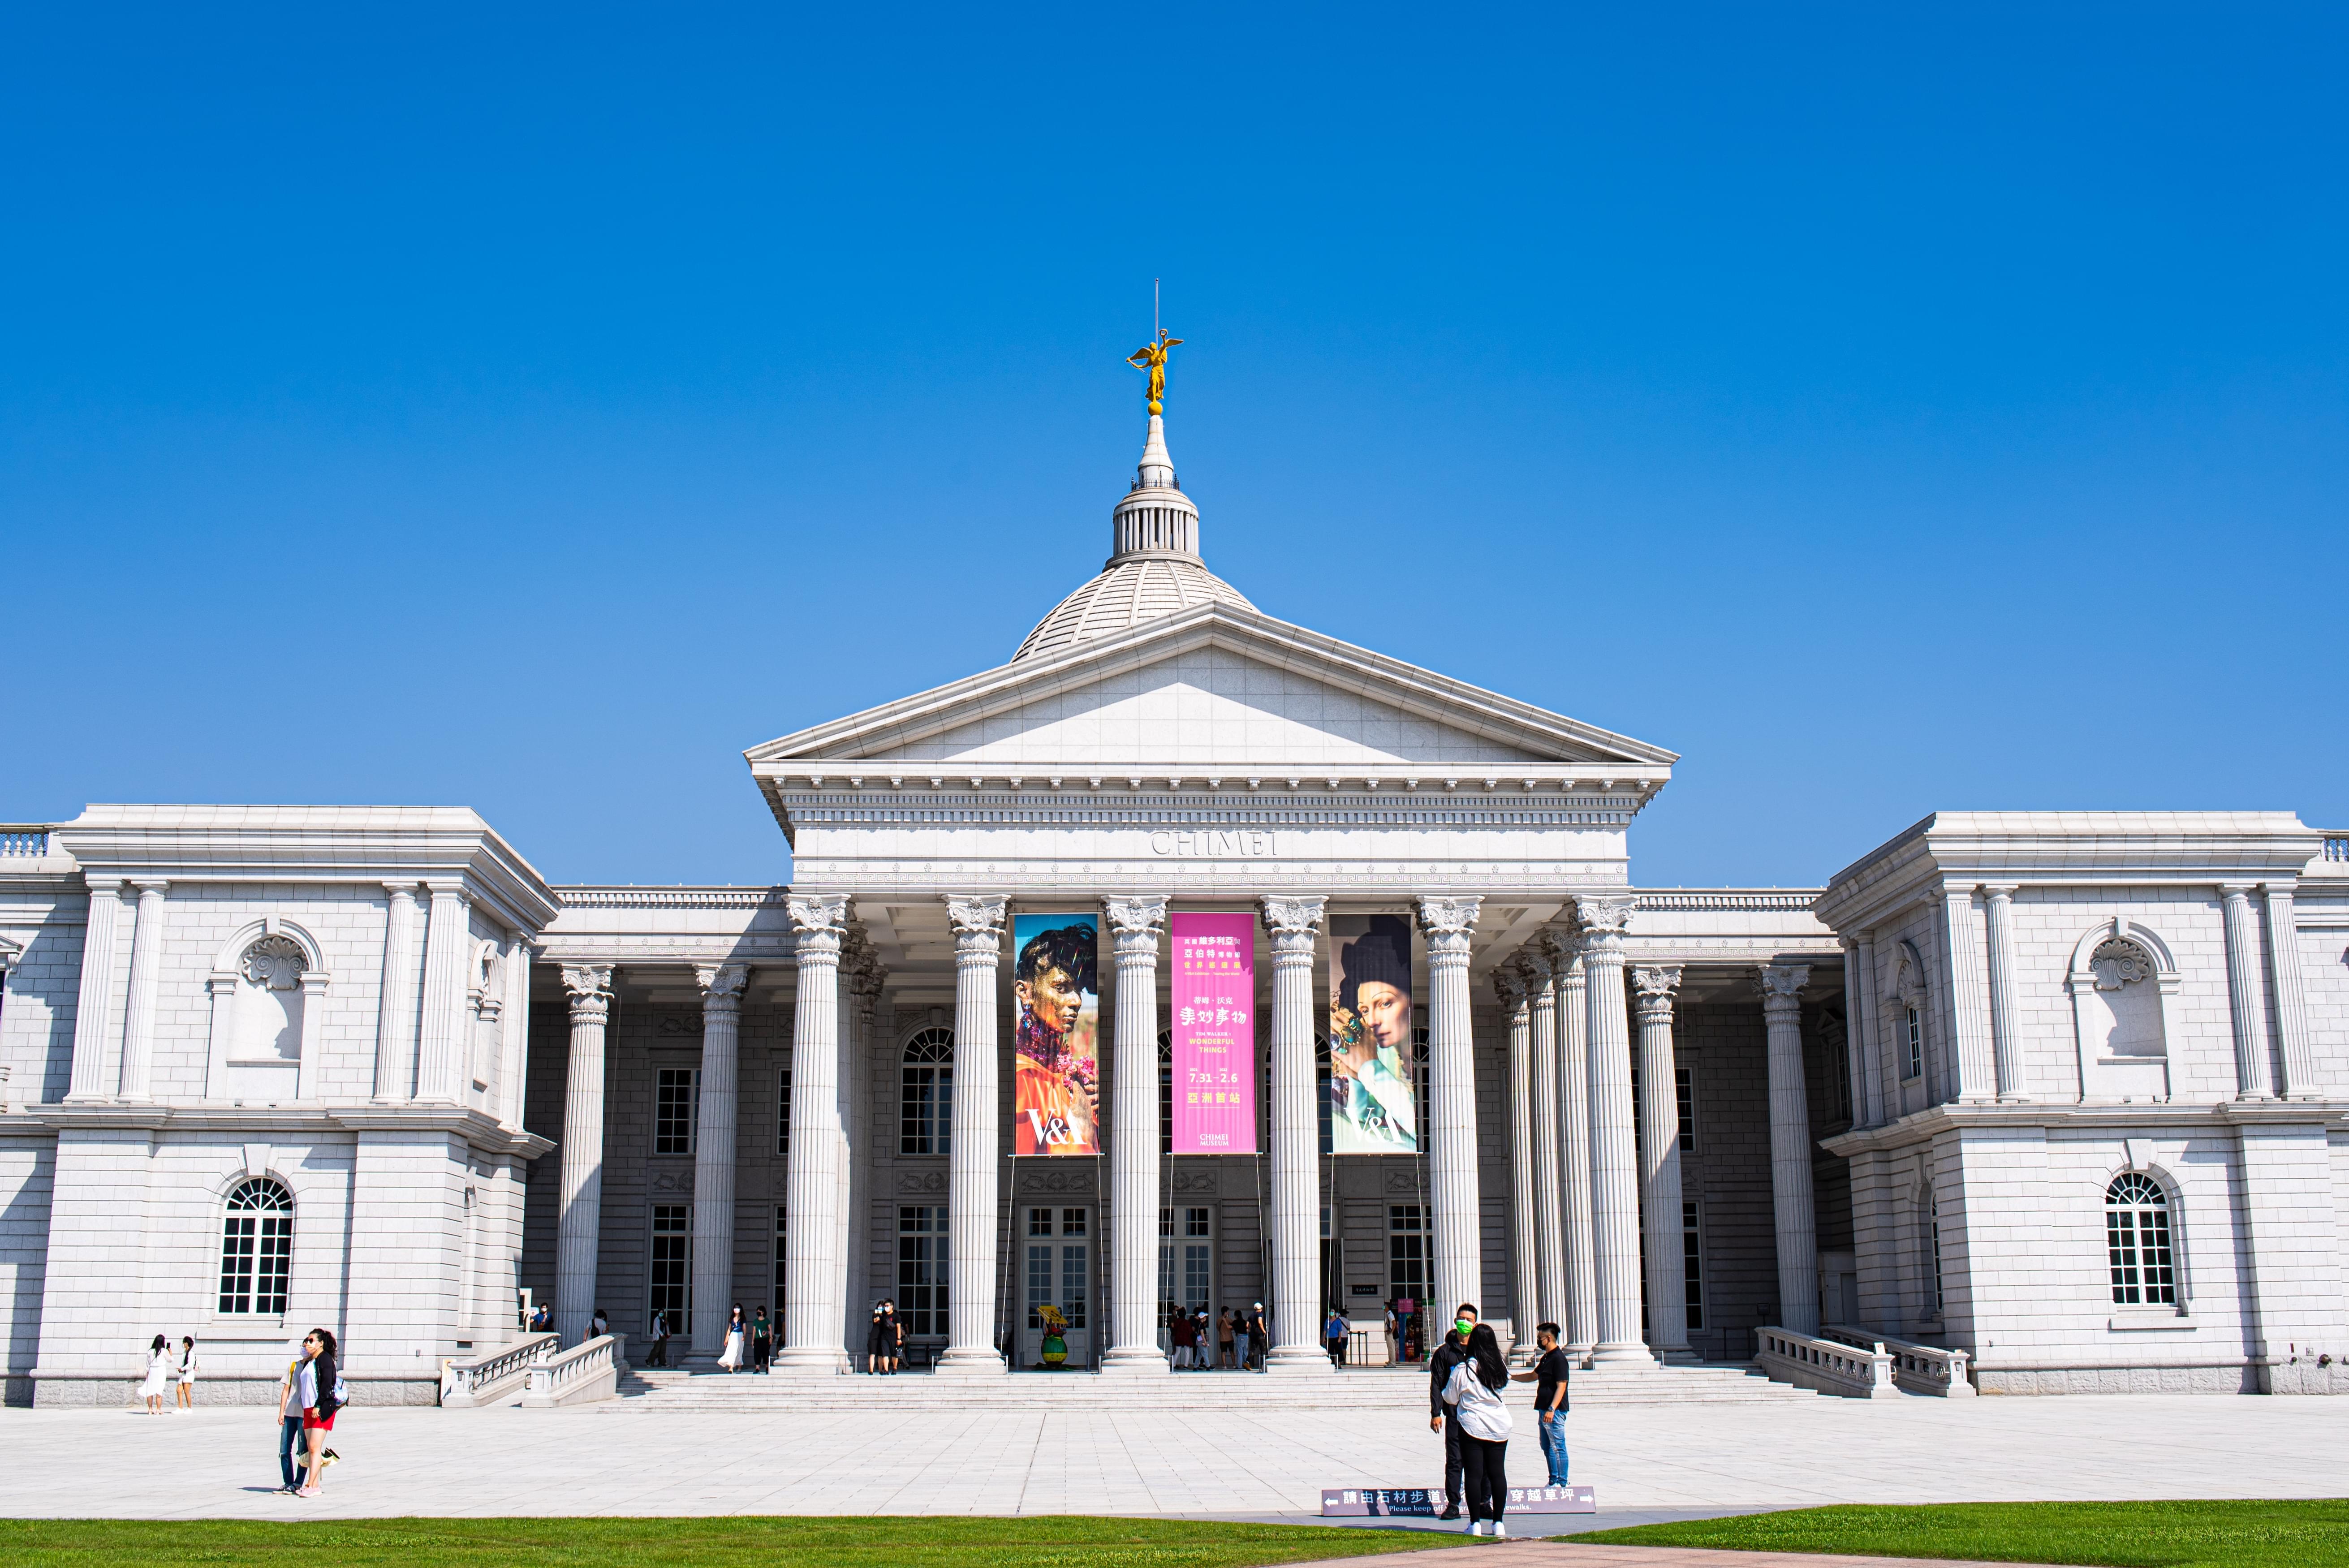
[{"x1": 599, "y1": 1362, "x2": 1818, "y2": 1412}]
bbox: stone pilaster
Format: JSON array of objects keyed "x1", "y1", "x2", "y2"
[
  {"x1": 65, "y1": 876, "x2": 123, "y2": 1101},
  {"x1": 417, "y1": 881, "x2": 470, "y2": 1103},
  {"x1": 1940, "y1": 887, "x2": 1996, "y2": 1102},
  {"x1": 1102, "y1": 895, "x2": 1170, "y2": 1373},
  {"x1": 1263, "y1": 895, "x2": 1332, "y2": 1374},
  {"x1": 1843, "y1": 932, "x2": 1877, "y2": 1128},
  {"x1": 2260, "y1": 883, "x2": 2316, "y2": 1097},
  {"x1": 1415, "y1": 896, "x2": 1483, "y2": 1328},
  {"x1": 375, "y1": 883, "x2": 418, "y2": 1101},
  {"x1": 1577, "y1": 895, "x2": 1651, "y2": 1368},
  {"x1": 937, "y1": 894, "x2": 1009, "y2": 1374},
  {"x1": 778, "y1": 894, "x2": 849, "y2": 1371},
  {"x1": 496, "y1": 933, "x2": 534, "y2": 1128},
  {"x1": 1758, "y1": 964, "x2": 1819, "y2": 1335},
  {"x1": 1541, "y1": 925, "x2": 1598, "y2": 1363},
  {"x1": 116, "y1": 879, "x2": 169, "y2": 1101},
  {"x1": 689, "y1": 961, "x2": 749, "y2": 1363},
  {"x1": 556, "y1": 963, "x2": 613, "y2": 1347},
  {"x1": 1982, "y1": 884, "x2": 2027, "y2": 1100},
  {"x1": 1516, "y1": 949, "x2": 1568, "y2": 1342},
  {"x1": 1632, "y1": 964, "x2": 1692, "y2": 1361},
  {"x1": 845, "y1": 946, "x2": 886, "y2": 1345},
  {"x1": 1496, "y1": 966, "x2": 1536, "y2": 1361},
  {"x1": 2220, "y1": 884, "x2": 2273, "y2": 1098}
]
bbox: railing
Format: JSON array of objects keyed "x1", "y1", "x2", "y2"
[
  {"x1": 1635, "y1": 890, "x2": 1826, "y2": 913},
  {"x1": 1825, "y1": 1324, "x2": 1974, "y2": 1397},
  {"x1": 1754, "y1": 1325, "x2": 1899, "y2": 1399},
  {"x1": 556, "y1": 887, "x2": 787, "y2": 909},
  {"x1": 439, "y1": 1332, "x2": 558, "y2": 1407},
  {"x1": 521, "y1": 1334, "x2": 619, "y2": 1408},
  {"x1": 2322, "y1": 834, "x2": 2348, "y2": 864},
  {"x1": 0, "y1": 827, "x2": 53, "y2": 858}
]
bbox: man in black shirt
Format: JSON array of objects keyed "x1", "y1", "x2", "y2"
[
  {"x1": 1511, "y1": 1319, "x2": 1571, "y2": 1486},
  {"x1": 1425, "y1": 1302, "x2": 1478, "y2": 1519}
]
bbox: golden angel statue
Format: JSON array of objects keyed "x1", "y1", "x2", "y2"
[{"x1": 1127, "y1": 328, "x2": 1183, "y2": 414}]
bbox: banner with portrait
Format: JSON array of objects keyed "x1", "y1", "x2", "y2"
[
  {"x1": 1170, "y1": 911, "x2": 1257, "y2": 1154},
  {"x1": 1012, "y1": 912, "x2": 1101, "y2": 1155},
  {"x1": 1327, "y1": 913, "x2": 1418, "y2": 1154}
]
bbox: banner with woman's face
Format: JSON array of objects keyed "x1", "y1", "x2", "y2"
[
  {"x1": 1326, "y1": 913, "x2": 1418, "y2": 1154},
  {"x1": 1012, "y1": 913, "x2": 1101, "y2": 1155}
]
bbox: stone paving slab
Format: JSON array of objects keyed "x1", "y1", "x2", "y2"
[{"x1": 0, "y1": 1393, "x2": 2340, "y2": 1521}]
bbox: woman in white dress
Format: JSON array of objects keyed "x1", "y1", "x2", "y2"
[
  {"x1": 175, "y1": 1335, "x2": 198, "y2": 1411},
  {"x1": 718, "y1": 1303, "x2": 746, "y2": 1372},
  {"x1": 137, "y1": 1335, "x2": 172, "y2": 1415}
]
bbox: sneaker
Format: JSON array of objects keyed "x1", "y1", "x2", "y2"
[
  {"x1": 297, "y1": 1486, "x2": 320, "y2": 1498},
  {"x1": 1491, "y1": 1522, "x2": 1508, "y2": 1540},
  {"x1": 1466, "y1": 1519, "x2": 1485, "y2": 1537}
]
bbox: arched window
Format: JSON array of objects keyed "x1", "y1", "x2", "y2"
[
  {"x1": 900, "y1": 1027, "x2": 954, "y2": 1155},
  {"x1": 219, "y1": 1177, "x2": 292, "y2": 1316},
  {"x1": 2105, "y1": 1172, "x2": 2177, "y2": 1305}
]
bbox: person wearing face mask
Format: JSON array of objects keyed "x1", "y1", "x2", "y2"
[{"x1": 1426, "y1": 1302, "x2": 1479, "y2": 1520}]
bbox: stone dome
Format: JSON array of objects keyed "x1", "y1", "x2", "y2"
[{"x1": 1012, "y1": 412, "x2": 1255, "y2": 661}]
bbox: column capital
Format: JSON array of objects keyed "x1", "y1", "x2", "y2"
[
  {"x1": 1103, "y1": 895, "x2": 1169, "y2": 940},
  {"x1": 1631, "y1": 962, "x2": 1683, "y2": 999},
  {"x1": 1414, "y1": 895, "x2": 1483, "y2": 949},
  {"x1": 129, "y1": 877, "x2": 170, "y2": 896},
  {"x1": 694, "y1": 962, "x2": 750, "y2": 1005},
  {"x1": 560, "y1": 964, "x2": 613, "y2": 1021},
  {"x1": 82, "y1": 873, "x2": 124, "y2": 895},
  {"x1": 1511, "y1": 948, "x2": 1553, "y2": 985},
  {"x1": 1536, "y1": 925, "x2": 1581, "y2": 975},
  {"x1": 2218, "y1": 882, "x2": 2257, "y2": 900},
  {"x1": 1980, "y1": 882, "x2": 2019, "y2": 900},
  {"x1": 1573, "y1": 894, "x2": 1636, "y2": 938},
  {"x1": 422, "y1": 878, "x2": 468, "y2": 896},
  {"x1": 850, "y1": 953, "x2": 888, "y2": 999},
  {"x1": 2257, "y1": 878, "x2": 2299, "y2": 896},
  {"x1": 382, "y1": 880, "x2": 419, "y2": 901},
  {"x1": 1260, "y1": 895, "x2": 1328, "y2": 938},
  {"x1": 788, "y1": 893, "x2": 850, "y2": 957},
  {"x1": 1491, "y1": 967, "x2": 1526, "y2": 1010},
  {"x1": 943, "y1": 893, "x2": 1008, "y2": 940},
  {"x1": 1755, "y1": 963, "x2": 1811, "y2": 1015}
]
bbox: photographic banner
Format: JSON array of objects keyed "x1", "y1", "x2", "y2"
[
  {"x1": 1327, "y1": 913, "x2": 1418, "y2": 1154},
  {"x1": 1012, "y1": 912, "x2": 1100, "y2": 1155},
  {"x1": 1170, "y1": 911, "x2": 1257, "y2": 1154}
]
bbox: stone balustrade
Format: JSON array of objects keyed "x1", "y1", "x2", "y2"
[
  {"x1": 0, "y1": 827, "x2": 51, "y2": 857},
  {"x1": 521, "y1": 1334, "x2": 620, "y2": 1408},
  {"x1": 439, "y1": 1332, "x2": 558, "y2": 1407},
  {"x1": 2323, "y1": 833, "x2": 2349, "y2": 863},
  {"x1": 1754, "y1": 1325, "x2": 1898, "y2": 1399},
  {"x1": 1823, "y1": 1324, "x2": 1975, "y2": 1397}
]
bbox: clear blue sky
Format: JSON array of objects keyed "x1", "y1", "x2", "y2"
[{"x1": 6, "y1": 5, "x2": 2343, "y2": 888}]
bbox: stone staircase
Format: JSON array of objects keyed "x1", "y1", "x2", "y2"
[{"x1": 601, "y1": 1361, "x2": 1818, "y2": 1412}]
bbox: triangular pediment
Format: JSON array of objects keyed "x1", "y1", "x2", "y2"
[{"x1": 746, "y1": 601, "x2": 1674, "y2": 775}]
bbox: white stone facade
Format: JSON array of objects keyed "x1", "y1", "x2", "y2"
[{"x1": 2, "y1": 420, "x2": 2342, "y2": 1404}]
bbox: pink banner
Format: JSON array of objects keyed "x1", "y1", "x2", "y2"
[{"x1": 1170, "y1": 912, "x2": 1257, "y2": 1154}]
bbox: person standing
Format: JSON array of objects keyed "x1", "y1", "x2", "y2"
[
  {"x1": 1217, "y1": 1308, "x2": 1235, "y2": 1369},
  {"x1": 718, "y1": 1304, "x2": 746, "y2": 1372},
  {"x1": 275, "y1": 1342, "x2": 308, "y2": 1493},
  {"x1": 175, "y1": 1335, "x2": 199, "y2": 1411},
  {"x1": 865, "y1": 1303, "x2": 888, "y2": 1374},
  {"x1": 1384, "y1": 1301, "x2": 1399, "y2": 1368},
  {"x1": 1169, "y1": 1304, "x2": 1194, "y2": 1369},
  {"x1": 590, "y1": 1306, "x2": 610, "y2": 1341},
  {"x1": 295, "y1": 1328, "x2": 342, "y2": 1499},
  {"x1": 1512, "y1": 1320, "x2": 1571, "y2": 1487},
  {"x1": 1325, "y1": 1307, "x2": 1349, "y2": 1368},
  {"x1": 138, "y1": 1335, "x2": 172, "y2": 1415},
  {"x1": 1249, "y1": 1304, "x2": 1270, "y2": 1370},
  {"x1": 751, "y1": 1306, "x2": 772, "y2": 1374},
  {"x1": 889, "y1": 1301, "x2": 905, "y2": 1373},
  {"x1": 647, "y1": 1309, "x2": 670, "y2": 1369},
  {"x1": 1442, "y1": 1322, "x2": 1514, "y2": 1538},
  {"x1": 1194, "y1": 1307, "x2": 1212, "y2": 1369},
  {"x1": 1426, "y1": 1304, "x2": 1478, "y2": 1519},
  {"x1": 1231, "y1": 1306, "x2": 1251, "y2": 1372}
]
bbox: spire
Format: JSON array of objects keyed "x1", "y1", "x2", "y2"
[
  {"x1": 1136, "y1": 413, "x2": 1176, "y2": 490},
  {"x1": 1109, "y1": 411, "x2": 1199, "y2": 564}
]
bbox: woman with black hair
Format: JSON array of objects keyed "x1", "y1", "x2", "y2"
[
  {"x1": 138, "y1": 1334, "x2": 172, "y2": 1415},
  {"x1": 295, "y1": 1328, "x2": 341, "y2": 1498},
  {"x1": 1440, "y1": 1322, "x2": 1514, "y2": 1537}
]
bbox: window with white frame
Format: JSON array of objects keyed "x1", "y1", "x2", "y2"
[
  {"x1": 1387, "y1": 1203, "x2": 1428, "y2": 1305},
  {"x1": 1923, "y1": 1187, "x2": 1944, "y2": 1318},
  {"x1": 655, "y1": 1067, "x2": 698, "y2": 1155},
  {"x1": 897, "y1": 1206, "x2": 948, "y2": 1335},
  {"x1": 1676, "y1": 1066, "x2": 1695, "y2": 1153},
  {"x1": 1904, "y1": 1007, "x2": 1924, "y2": 1081},
  {"x1": 1157, "y1": 1204, "x2": 1212, "y2": 1324},
  {"x1": 218, "y1": 1177, "x2": 292, "y2": 1316},
  {"x1": 649, "y1": 1203, "x2": 691, "y2": 1335},
  {"x1": 1682, "y1": 1199, "x2": 1704, "y2": 1330},
  {"x1": 771, "y1": 1206, "x2": 787, "y2": 1324},
  {"x1": 2105, "y1": 1172, "x2": 2177, "y2": 1305},
  {"x1": 775, "y1": 1058, "x2": 792, "y2": 1158},
  {"x1": 900, "y1": 1027, "x2": 953, "y2": 1155}
]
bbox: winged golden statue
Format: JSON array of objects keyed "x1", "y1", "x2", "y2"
[{"x1": 1127, "y1": 328, "x2": 1183, "y2": 414}]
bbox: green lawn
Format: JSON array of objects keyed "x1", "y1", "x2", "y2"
[
  {"x1": 0, "y1": 1517, "x2": 1463, "y2": 1568},
  {"x1": 1568, "y1": 1500, "x2": 2349, "y2": 1567}
]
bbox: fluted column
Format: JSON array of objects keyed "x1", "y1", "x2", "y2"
[
  {"x1": 689, "y1": 962, "x2": 748, "y2": 1362},
  {"x1": 1517, "y1": 950, "x2": 1568, "y2": 1340},
  {"x1": 417, "y1": 881, "x2": 470, "y2": 1103},
  {"x1": 1578, "y1": 895, "x2": 1651, "y2": 1368},
  {"x1": 1843, "y1": 933, "x2": 1878, "y2": 1128},
  {"x1": 66, "y1": 876, "x2": 125, "y2": 1101},
  {"x1": 374, "y1": 884, "x2": 418, "y2": 1101},
  {"x1": 938, "y1": 894, "x2": 1009, "y2": 1374},
  {"x1": 1416, "y1": 896, "x2": 1483, "y2": 1326},
  {"x1": 779, "y1": 895, "x2": 849, "y2": 1371},
  {"x1": 1262, "y1": 896, "x2": 1331, "y2": 1373},
  {"x1": 1102, "y1": 896, "x2": 1170, "y2": 1373},
  {"x1": 1541, "y1": 926, "x2": 1598, "y2": 1362},
  {"x1": 116, "y1": 879, "x2": 169, "y2": 1100},
  {"x1": 2220, "y1": 884, "x2": 2272, "y2": 1098},
  {"x1": 1497, "y1": 967, "x2": 1536, "y2": 1361},
  {"x1": 1758, "y1": 964, "x2": 1818, "y2": 1335},
  {"x1": 2260, "y1": 883, "x2": 2315, "y2": 1098},
  {"x1": 1982, "y1": 884, "x2": 2027, "y2": 1101},
  {"x1": 1632, "y1": 965, "x2": 1691, "y2": 1361},
  {"x1": 556, "y1": 964, "x2": 613, "y2": 1347}
]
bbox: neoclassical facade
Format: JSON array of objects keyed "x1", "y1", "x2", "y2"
[{"x1": 3, "y1": 409, "x2": 2344, "y2": 1404}]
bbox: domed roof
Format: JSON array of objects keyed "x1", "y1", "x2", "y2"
[
  {"x1": 1012, "y1": 410, "x2": 1255, "y2": 661},
  {"x1": 1014, "y1": 555, "x2": 1256, "y2": 661}
]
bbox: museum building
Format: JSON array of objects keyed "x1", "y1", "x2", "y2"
[{"x1": 2, "y1": 400, "x2": 2345, "y2": 1406}]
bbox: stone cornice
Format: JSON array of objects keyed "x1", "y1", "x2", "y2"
[
  {"x1": 2, "y1": 1101, "x2": 554, "y2": 1158},
  {"x1": 1822, "y1": 1097, "x2": 2349, "y2": 1156}
]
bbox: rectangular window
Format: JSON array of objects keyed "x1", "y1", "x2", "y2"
[
  {"x1": 1060, "y1": 1238, "x2": 1088, "y2": 1330},
  {"x1": 1831, "y1": 1033, "x2": 1853, "y2": 1122},
  {"x1": 1387, "y1": 1203, "x2": 1428, "y2": 1305},
  {"x1": 655, "y1": 1067, "x2": 698, "y2": 1155},
  {"x1": 776, "y1": 1061, "x2": 792, "y2": 1158},
  {"x1": 217, "y1": 1210, "x2": 291, "y2": 1316},
  {"x1": 649, "y1": 1203, "x2": 691, "y2": 1336},
  {"x1": 1905, "y1": 1008, "x2": 1924, "y2": 1081},
  {"x1": 896, "y1": 1206, "x2": 948, "y2": 1336},
  {"x1": 1682, "y1": 1200, "x2": 1704, "y2": 1331},
  {"x1": 901, "y1": 1062, "x2": 951, "y2": 1155},
  {"x1": 1927, "y1": 1194, "x2": 1945, "y2": 1317},
  {"x1": 2107, "y1": 1208, "x2": 2177, "y2": 1306},
  {"x1": 772, "y1": 1206, "x2": 787, "y2": 1322},
  {"x1": 1676, "y1": 1067, "x2": 1695, "y2": 1153}
]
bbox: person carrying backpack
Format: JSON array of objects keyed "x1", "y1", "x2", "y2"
[{"x1": 295, "y1": 1327, "x2": 344, "y2": 1498}]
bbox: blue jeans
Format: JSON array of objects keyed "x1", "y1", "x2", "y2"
[
  {"x1": 1537, "y1": 1409, "x2": 1569, "y2": 1486},
  {"x1": 279, "y1": 1415, "x2": 307, "y2": 1488},
  {"x1": 1233, "y1": 1333, "x2": 1250, "y2": 1368}
]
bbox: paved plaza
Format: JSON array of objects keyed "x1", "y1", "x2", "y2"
[{"x1": 2, "y1": 1392, "x2": 2342, "y2": 1523}]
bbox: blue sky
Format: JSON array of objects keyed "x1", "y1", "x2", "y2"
[{"x1": 5, "y1": 4, "x2": 2342, "y2": 887}]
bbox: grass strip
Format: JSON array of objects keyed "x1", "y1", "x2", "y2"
[
  {"x1": 0, "y1": 1515, "x2": 1463, "y2": 1568},
  {"x1": 1568, "y1": 1499, "x2": 2349, "y2": 1567}
]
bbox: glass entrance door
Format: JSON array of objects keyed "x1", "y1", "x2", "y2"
[{"x1": 1021, "y1": 1206, "x2": 1093, "y2": 1369}]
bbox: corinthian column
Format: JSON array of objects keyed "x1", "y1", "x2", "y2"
[
  {"x1": 778, "y1": 894, "x2": 848, "y2": 1372},
  {"x1": 938, "y1": 894, "x2": 1009, "y2": 1374},
  {"x1": 1578, "y1": 895, "x2": 1652, "y2": 1369},
  {"x1": 1517, "y1": 949, "x2": 1568, "y2": 1342},
  {"x1": 1263, "y1": 896, "x2": 1331, "y2": 1374},
  {"x1": 1758, "y1": 964, "x2": 1819, "y2": 1335},
  {"x1": 1496, "y1": 966, "x2": 1536, "y2": 1361},
  {"x1": 1632, "y1": 965, "x2": 1692, "y2": 1361},
  {"x1": 689, "y1": 962, "x2": 748, "y2": 1363},
  {"x1": 1542, "y1": 926, "x2": 1598, "y2": 1363},
  {"x1": 1101, "y1": 896, "x2": 1170, "y2": 1373},
  {"x1": 1416, "y1": 896, "x2": 1483, "y2": 1327},
  {"x1": 556, "y1": 964, "x2": 613, "y2": 1347}
]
